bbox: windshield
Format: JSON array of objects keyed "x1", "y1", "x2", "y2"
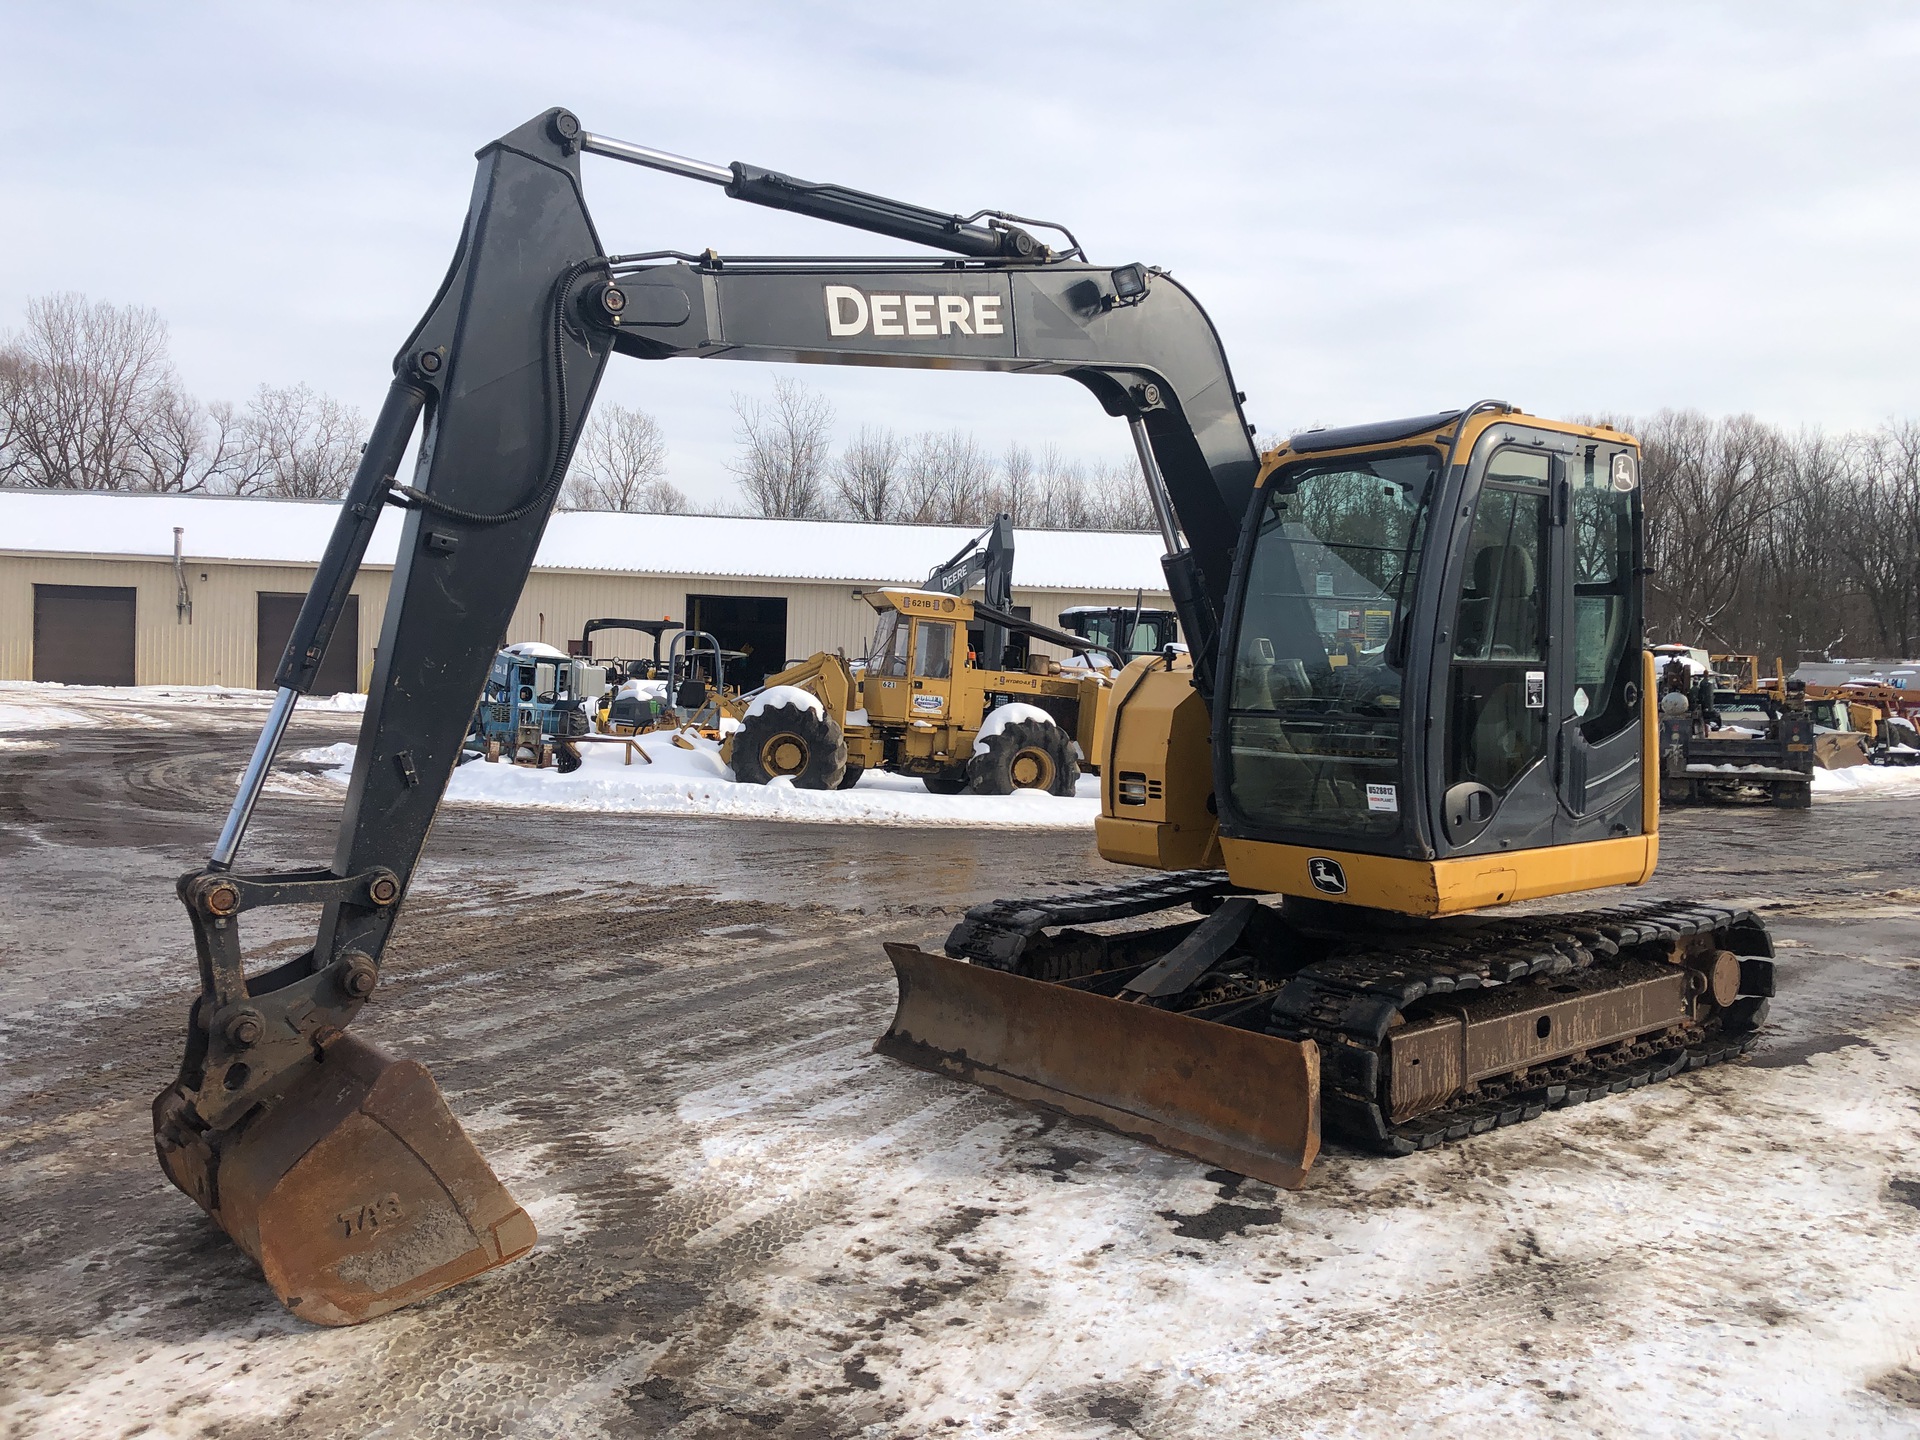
[
  {"x1": 868, "y1": 611, "x2": 909, "y2": 677},
  {"x1": 1070, "y1": 610, "x2": 1175, "y2": 657},
  {"x1": 1224, "y1": 450, "x2": 1435, "y2": 838}
]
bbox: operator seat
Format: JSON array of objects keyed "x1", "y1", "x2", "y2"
[
  {"x1": 1458, "y1": 542, "x2": 1543, "y2": 791},
  {"x1": 1455, "y1": 543, "x2": 1539, "y2": 660}
]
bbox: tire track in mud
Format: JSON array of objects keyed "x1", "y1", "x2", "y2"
[{"x1": 10, "y1": 702, "x2": 1920, "y2": 1438}]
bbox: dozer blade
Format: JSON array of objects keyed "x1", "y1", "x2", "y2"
[
  {"x1": 154, "y1": 1032, "x2": 535, "y2": 1326},
  {"x1": 876, "y1": 943, "x2": 1320, "y2": 1188}
]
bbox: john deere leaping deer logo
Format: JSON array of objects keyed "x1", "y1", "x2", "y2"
[{"x1": 1307, "y1": 858, "x2": 1347, "y2": 895}]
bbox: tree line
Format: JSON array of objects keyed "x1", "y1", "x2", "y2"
[
  {"x1": 0, "y1": 293, "x2": 1151, "y2": 529},
  {"x1": 0, "y1": 293, "x2": 366, "y2": 497},
  {"x1": 1609, "y1": 409, "x2": 1920, "y2": 662},
  {"x1": 726, "y1": 375, "x2": 1155, "y2": 530},
  {"x1": 7, "y1": 294, "x2": 1916, "y2": 659}
]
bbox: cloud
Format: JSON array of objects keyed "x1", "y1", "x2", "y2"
[{"x1": 3, "y1": 2, "x2": 1916, "y2": 504}]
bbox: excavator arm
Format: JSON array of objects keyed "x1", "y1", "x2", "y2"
[
  {"x1": 155, "y1": 107, "x2": 1258, "y2": 1324},
  {"x1": 921, "y1": 515, "x2": 1014, "y2": 666}
]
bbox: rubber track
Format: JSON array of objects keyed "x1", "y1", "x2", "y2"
[
  {"x1": 943, "y1": 868, "x2": 1235, "y2": 970},
  {"x1": 1265, "y1": 896, "x2": 1775, "y2": 1155},
  {"x1": 944, "y1": 878, "x2": 1776, "y2": 1160}
]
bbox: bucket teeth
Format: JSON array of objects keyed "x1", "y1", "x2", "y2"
[{"x1": 154, "y1": 1033, "x2": 534, "y2": 1326}]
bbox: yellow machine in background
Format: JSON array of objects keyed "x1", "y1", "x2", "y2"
[{"x1": 722, "y1": 586, "x2": 1119, "y2": 795}]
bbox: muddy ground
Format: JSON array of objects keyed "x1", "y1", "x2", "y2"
[{"x1": 3, "y1": 693, "x2": 1919, "y2": 1438}]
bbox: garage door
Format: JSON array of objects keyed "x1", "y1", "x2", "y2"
[
  {"x1": 686, "y1": 594, "x2": 788, "y2": 690},
  {"x1": 33, "y1": 585, "x2": 137, "y2": 685},
  {"x1": 257, "y1": 592, "x2": 360, "y2": 693}
]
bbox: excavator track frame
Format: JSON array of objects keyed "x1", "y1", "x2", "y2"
[{"x1": 881, "y1": 878, "x2": 1774, "y2": 1177}]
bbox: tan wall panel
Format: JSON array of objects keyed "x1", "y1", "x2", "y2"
[
  {"x1": 2, "y1": 552, "x2": 1170, "y2": 688},
  {"x1": 504, "y1": 573, "x2": 1175, "y2": 667},
  {"x1": 0, "y1": 554, "x2": 389, "y2": 690}
]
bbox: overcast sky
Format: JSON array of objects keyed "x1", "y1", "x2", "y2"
[{"x1": 4, "y1": 3, "x2": 1916, "y2": 507}]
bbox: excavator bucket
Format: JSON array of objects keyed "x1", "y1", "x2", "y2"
[
  {"x1": 154, "y1": 1033, "x2": 534, "y2": 1326},
  {"x1": 876, "y1": 944, "x2": 1321, "y2": 1188}
]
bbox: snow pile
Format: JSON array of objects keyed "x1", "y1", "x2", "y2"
[
  {"x1": 0, "y1": 698, "x2": 93, "y2": 729},
  {"x1": 302, "y1": 692, "x2": 367, "y2": 712},
  {"x1": 295, "y1": 732, "x2": 1100, "y2": 828},
  {"x1": 972, "y1": 701, "x2": 1058, "y2": 755},
  {"x1": 743, "y1": 685, "x2": 825, "y2": 722},
  {"x1": 502, "y1": 641, "x2": 569, "y2": 660},
  {"x1": 0, "y1": 682, "x2": 364, "y2": 729},
  {"x1": 1812, "y1": 763, "x2": 1920, "y2": 796}
]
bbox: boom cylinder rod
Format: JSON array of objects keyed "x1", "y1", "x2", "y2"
[
  {"x1": 578, "y1": 132, "x2": 732, "y2": 185},
  {"x1": 578, "y1": 130, "x2": 1036, "y2": 259},
  {"x1": 209, "y1": 686, "x2": 297, "y2": 869},
  {"x1": 209, "y1": 378, "x2": 427, "y2": 870},
  {"x1": 1129, "y1": 417, "x2": 1184, "y2": 557}
]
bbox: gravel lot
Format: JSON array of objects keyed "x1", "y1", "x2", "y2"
[{"x1": 3, "y1": 689, "x2": 1919, "y2": 1439}]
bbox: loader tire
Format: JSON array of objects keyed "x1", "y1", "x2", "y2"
[
  {"x1": 554, "y1": 741, "x2": 582, "y2": 774},
  {"x1": 837, "y1": 765, "x2": 865, "y2": 790},
  {"x1": 922, "y1": 769, "x2": 969, "y2": 795},
  {"x1": 967, "y1": 719, "x2": 1078, "y2": 797},
  {"x1": 733, "y1": 703, "x2": 846, "y2": 789}
]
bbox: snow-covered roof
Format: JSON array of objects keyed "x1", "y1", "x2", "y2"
[{"x1": 0, "y1": 490, "x2": 1169, "y2": 592}]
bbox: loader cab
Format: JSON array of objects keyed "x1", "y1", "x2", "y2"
[
  {"x1": 1057, "y1": 605, "x2": 1180, "y2": 661},
  {"x1": 1213, "y1": 408, "x2": 1649, "y2": 900},
  {"x1": 861, "y1": 589, "x2": 967, "y2": 726}
]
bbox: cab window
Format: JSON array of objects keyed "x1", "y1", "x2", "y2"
[
  {"x1": 1570, "y1": 447, "x2": 1640, "y2": 741},
  {"x1": 1446, "y1": 456, "x2": 1548, "y2": 795},
  {"x1": 914, "y1": 620, "x2": 953, "y2": 680},
  {"x1": 1223, "y1": 449, "x2": 1434, "y2": 837},
  {"x1": 868, "y1": 611, "x2": 909, "y2": 677}
]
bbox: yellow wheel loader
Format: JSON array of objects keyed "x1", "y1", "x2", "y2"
[
  {"x1": 722, "y1": 584, "x2": 1122, "y2": 796},
  {"x1": 154, "y1": 112, "x2": 1771, "y2": 1326}
]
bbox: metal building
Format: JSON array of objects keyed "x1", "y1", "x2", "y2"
[{"x1": 0, "y1": 491, "x2": 1175, "y2": 692}]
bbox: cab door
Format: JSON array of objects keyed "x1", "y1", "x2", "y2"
[
  {"x1": 1552, "y1": 443, "x2": 1645, "y2": 841},
  {"x1": 1434, "y1": 439, "x2": 1561, "y2": 855},
  {"x1": 863, "y1": 609, "x2": 913, "y2": 723},
  {"x1": 911, "y1": 620, "x2": 956, "y2": 720}
]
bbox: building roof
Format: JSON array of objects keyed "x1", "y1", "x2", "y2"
[{"x1": 0, "y1": 490, "x2": 1170, "y2": 592}]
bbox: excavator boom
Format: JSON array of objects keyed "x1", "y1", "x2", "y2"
[{"x1": 155, "y1": 108, "x2": 1268, "y2": 1323}]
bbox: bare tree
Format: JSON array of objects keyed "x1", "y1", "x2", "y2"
[
  {"x1": 1035, "y1": 445, "x2": 1097, "y2": 529},
  {"x1": 0, "y1": 292, "x2": 187, "y2": 490},
  {"x1": 730, "y1": 376, "x2": 834, "y2": 518},
  {"x1": 832, "y1": 425, "x2": 904, "y2": 521},
  {"x1": 1843, "y1": 422, "x2": 1920, "y2": 656},
  {"x1": 561, "y1": 402, "x2": 684, "y2": 512},
  {"x1": 1637, "y1": 410, "x2": 1787, "y2": 647},
  {"x1": 222, "y1": 383, "x2": 367, "y2": 498},
  {"x1": 1085, "y1": 456, "x2": 1154, "y2": 531},
  {"x1": 996, "y1": 442, "x2": 1038, "y2": 524},
  {"x1": 897, "y1": 430, "x2": 995, "y2": 523}
]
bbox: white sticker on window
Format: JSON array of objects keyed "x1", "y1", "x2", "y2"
[
  {"x1": 1573, "y1": 686, "x2": 1590, "y2": 716},
  {"x1": 1366, "y1": 783, "x2": 1399, "y2": 813},
  {"x1": 1525, "y1": 670, "x2": 1546, "y2": 708},
  {"x1": 1315, "y1": 572, "x2": 1334, "y2": 596}
]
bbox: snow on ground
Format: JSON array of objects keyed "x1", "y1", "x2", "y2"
[
  {"x1": 293, "y1": 732, "x2": 1102, "y2": 828},
  {"x1": 0, "y1": 680, "x2": 363, "y2": 730},
  {"x1": 1815, "y1": 763, "x2": 1920, "y2": 795}
]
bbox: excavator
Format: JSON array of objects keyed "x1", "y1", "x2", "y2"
[{"x1": 153, "y1": 109, "x2": 1775, "y2": 1326}]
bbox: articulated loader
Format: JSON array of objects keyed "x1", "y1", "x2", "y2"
[
  {"x1": 154, "y1": 110, "x2": 1775, "y2": 1326},
  {"x1": 725, "y1": 584, "x2": 1122, "y2": 796},
  {"x1": 721, "y1": 513, "x2": 1123, "y2": 795}
]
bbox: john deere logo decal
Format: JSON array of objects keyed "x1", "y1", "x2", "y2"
[{"x1": 1308, "y1": 857, "x2": 1347, "y2": 894}]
